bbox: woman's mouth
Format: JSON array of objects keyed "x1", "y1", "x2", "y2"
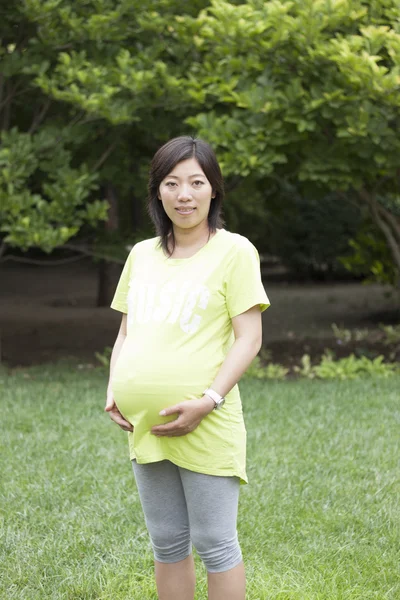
[{"x1": 175, "y1": 207, "x2": 196, "y2": 215}]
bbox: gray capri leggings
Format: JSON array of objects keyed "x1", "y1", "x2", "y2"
[{"x1": 132, "y1": 459, "x2": 242, "y2": 573}]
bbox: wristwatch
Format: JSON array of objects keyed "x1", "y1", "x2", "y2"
[{"x1": 203, "y1": 388, "x2": 226, "y2": 410}]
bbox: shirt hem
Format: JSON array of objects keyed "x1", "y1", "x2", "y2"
[
  {"x1": 110, "y1": 303, "x2": 127, "y2": 313},
  {"x1": 130, "y1": 451, "x2": 248, "y2": 485},
  {"x1": 230, "y1": 300, "x2": 270, "y2": 319}
]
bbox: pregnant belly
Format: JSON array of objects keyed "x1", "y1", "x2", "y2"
[{"x1": 111, "y1": 381, "x2": 200, "y2": 430}]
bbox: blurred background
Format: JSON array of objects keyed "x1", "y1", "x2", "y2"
[{"x1": 1, "y1": 0, "x2": 400, "y2": 369}]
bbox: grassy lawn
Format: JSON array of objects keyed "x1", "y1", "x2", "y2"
[{"x1": 0, "y1": 364, "x2": 399, "y2": 599}]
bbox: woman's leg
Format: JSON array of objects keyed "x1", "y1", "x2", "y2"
[
  {"x1": 154, "y1": 556, "x2": 196, "y2": 600},
  {"x1": 132, "y1": 460, "x2": 195, "y2": 600},
  {"x1": 207, "y1": 562, "x2": 245, "y2": 600},
  {"x1": 179, "y1": 468, "x2": 245, "y2": 600}
]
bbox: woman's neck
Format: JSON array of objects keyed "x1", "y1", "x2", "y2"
[{"x1": 171, "y1": 223, "x2": 211, "y2": 250}]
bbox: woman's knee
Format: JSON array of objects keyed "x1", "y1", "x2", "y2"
[
  {"x1": 191, "y1": 529, "x2": 242, "y2": 573},
  {"x1": 149, "y1": 525, "x2": 192, "y2": 564}
]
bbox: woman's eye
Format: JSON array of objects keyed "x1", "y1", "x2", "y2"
[
  {"x1": 193, "y1": 180, "x2": 204, "y2": 186},
  {"x1": 165, "y1": 182, "x2": 176, "y2": 187}
]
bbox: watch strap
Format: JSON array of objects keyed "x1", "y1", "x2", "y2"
[{"x1": 203, "y1": 388, "x2": 225, "y2": 409}]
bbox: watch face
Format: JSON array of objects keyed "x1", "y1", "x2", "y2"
[{"x1": 215, "y1": 398, "x2": 225, "y2": 410}]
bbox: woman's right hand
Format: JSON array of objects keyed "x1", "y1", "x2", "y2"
[{"x1": 105, "y1": 390, "x2": 134, "y2": 432}]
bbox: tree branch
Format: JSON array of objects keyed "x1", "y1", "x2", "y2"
[
  {"x1": 36, "y1": 111, "x2": 86, "y2": 154},
  {"x1": 376, "y1": 203, "x2": 400, "y2": 244},
  {"x1": 359, "y1": 187, "x2": 400, "y2": 277},
  {"x1": 28, "y1": 97, "x2": 52, "y2": 134},
  {"x1": 0, "y1": 80, "x2": 24, "y2": 112},
  {"x1": 92, "y1": 141, "x2": 118, "y2": 172},
  {"x1": 0, "y1": 86, "x2": 30, "y2": 112}
]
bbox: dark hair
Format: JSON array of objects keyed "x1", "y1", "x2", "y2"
[{"x1": 147, "y1": 136, "x2": 225, "y2": 256}]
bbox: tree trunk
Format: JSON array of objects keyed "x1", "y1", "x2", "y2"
[
  {"x1": 358, "y1": 187, "x2": 400, "y2": 288},
  {"x1": 97, "y1": 183, "x2": 121, "y2": 307}
]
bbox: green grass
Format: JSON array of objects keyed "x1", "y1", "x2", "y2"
[{"x1": 0, "y1": 364, "x2": 399, "y2": 599}]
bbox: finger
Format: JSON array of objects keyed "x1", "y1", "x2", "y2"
[
  {"x1": 159, "y1": 404, "x2": 181, "y2": 417},
  {"x1": 152, "y1": 419, "x2": 183, "y2": 435},
  {"x1": 118, "y1": 423, "x2": 134, "y2": 432},
  {"x1": 105, "y1": 396, "x2": 115, "y2": 411},
  {"x1": 122, "y1": 424, "x2": 134, "y2": 432},
  {"x1": 109, "y1": 411, "x2": 133, "y2": 431},
  {"x1": 152, "y1": 416, "x2": 180, "y2": 431},
  {"x1": 154, "y1": 429, "x2": 187, "y2": 437}
]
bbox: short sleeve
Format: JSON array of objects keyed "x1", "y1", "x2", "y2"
[
  {"x1": 110, "y1": 247, "x2": 135, "y2": 314},
  {"x1": 224, "y1": 240, "x2": 270, "y2": 319}
]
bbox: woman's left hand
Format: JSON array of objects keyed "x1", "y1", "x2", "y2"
[{"x1": 151, "y1": 396, "x2": 215, "y2": 437}]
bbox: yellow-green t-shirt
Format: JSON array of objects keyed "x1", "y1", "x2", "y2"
[{"x1": 110, "y1": 229, "x2": 270, "y2": 483}]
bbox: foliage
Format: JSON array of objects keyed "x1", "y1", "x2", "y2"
[
  {"x1": 340, "y1": 222, "x2": 400, "y2": 287},
  {"x1": 292, "y1": 353, "x2": 314, "y2": 379},
  {"x1": 0, "y1": 0, "x2": 208, "y2": 255},
  {"x1": 94, "y1": 345, "x2": 112, "y2": 368},
  {"x1": 0, "y1": 127, "x2": 107, "y2": 252},
  {"x1": 221, "y1": 177, "x2": 272, "y2": 252},
  {"x1": 311, "y1": 352, "x2": 399, "y2": 379},
  {"x1": 245, "y1": 347, "x2": 400, "y2": 381},
  {"x1": 182, "y1": 0, "x2": 400, "y2": 283},
  {"x1": 245, "y1": 355, "x2": 289, "y2": 380},
  {"x1": 381, "y1": 324, "x2": 400, "y2": 346},
  {"x1": 332, "y1": 322, "x2": 400, "y2": 347},
  {"x1": 293, "y1": 351, "x2": 399, "y2": 380},
  {"x1": 267, "y1": 190, "x2": 362, "y2": 278},
  {"x1": 185, "y1": 0, "x2": 400, "y2": 183},
  {"x1": 331, "y1": 323, "x2": 370, "y2": 344},
  {"x1": 2, "y1": 0, "x2": 400, "y2": 283}
]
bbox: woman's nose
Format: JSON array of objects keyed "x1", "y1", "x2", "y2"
[{"x1": 177, "y1": 185, "x2": 192, "y2": 200}]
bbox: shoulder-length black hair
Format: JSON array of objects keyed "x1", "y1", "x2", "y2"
[{"x1": 147, "y1": 136, "x2": 225, "y2": 256}]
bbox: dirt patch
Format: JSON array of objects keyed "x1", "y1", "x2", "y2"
[{"x1": 1, "y1": 260, "x2": 399, "y2": 367}]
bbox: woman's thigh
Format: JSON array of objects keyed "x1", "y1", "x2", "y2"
[
  {"x1": 132, "y1": 460, "x2": 191, "y2": 562},
  {"x1": 179, "y1": 467, "x2": 242, "y2": 572}
]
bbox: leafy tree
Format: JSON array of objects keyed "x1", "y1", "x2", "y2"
[
  {"x1": 0, "y1": 1, "x2": 209, "y2": 254},
  {"x1": 181, "y1": 0, "x2": 400, "y2": 287},
  {"x1": 0, "y1": 0, "x2": 208, "y2": 303},
  {"x1": 3, "y1": 0, "x2": 400, "y2": 297},
  {"x1": 0, "y1": 4, "x2": 109, "y2": 257}
]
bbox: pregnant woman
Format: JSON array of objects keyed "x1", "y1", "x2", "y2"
[{"x1": 105, "y1": 136, "x2": 270, "y2": 600}]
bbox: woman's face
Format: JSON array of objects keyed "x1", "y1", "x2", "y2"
[{"x1": 158, "y1": 157, "x2": 214, "y2": 232}]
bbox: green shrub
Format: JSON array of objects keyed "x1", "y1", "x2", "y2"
[
  {"x1": 254, "y1": 351, "x2": 399, "y2": 381},
  {"x1": 339, "y1": 223, "x2": 400, "y2": 287},
  {"x1": 94, "y1": 346, "x2": 112, "y2": 368},
  {"x1": 331, "y1": 324, "x2": 371, "y2": 344},
  {"x1": 245, "y1": 356, "x2": 289, "y2": 380},
  {"x1": 293, "y1": 354, "x2": 315, "y2": 379},
  {"x1": 296, "y1": 352, "x2": 399, "y2": 380},
  {"x1": 380, "y1": 324, "x2": 400, "y2": 346}
]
